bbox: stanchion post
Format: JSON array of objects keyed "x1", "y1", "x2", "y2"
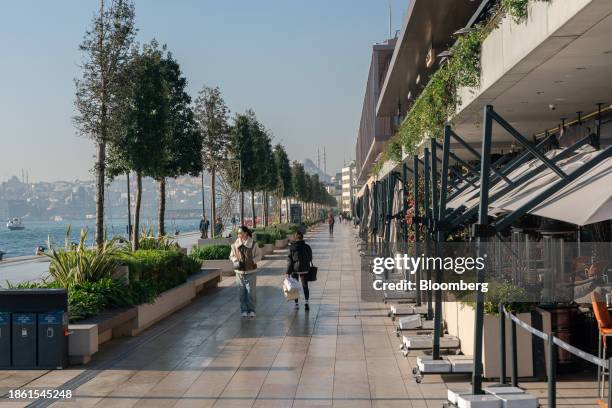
[
  {"x1": 608, "y1": 357, "x2": 612, "y2": 408},
  {"x1": 548, "y1": 332, "x2": 557, "y2": 408},
  {"x1": 511, "y1": 315, "x2": 518, "y2": 387},
  {"x1": 499, "y1": 303, "x2": 506, "y2": 385}
]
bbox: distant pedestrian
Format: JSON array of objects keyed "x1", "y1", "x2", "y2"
[
  {"x1": 231, "y1": 216, "x2": 237, "y2": 229},
  {"x1": 286, "y1": 231, "x2": 313, "y2": 311},
  {"x1": 328, "y1": 212, "x2": 335, "y2": 234},
  {"x1": 199, "y1": 216, "x2": 209, "y2": 239},
  {"x1": 230, "y1": 226, "x2": 262, "y2": 318},
  {"x1": 214, "y1": 217, "x2": 224, "y2": 237}
]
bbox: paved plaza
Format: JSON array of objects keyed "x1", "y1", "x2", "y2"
[{"x1": 0, "y1": 223, "x2": 600, "y2": 407}]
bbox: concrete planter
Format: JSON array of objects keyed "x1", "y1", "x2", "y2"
[
  {"x1": 443, "y1": 302, "x2": 533, "y2": 378},
  {"x1": 275, "y1": 238, "x2": 288, "y2": 249},
  {"x1": 133, "y1": 281, "x2": 196, "y2": 336},
  {"x1": 202, "y1": 259, "x2": 234, "y2": 276},
  {"x1": 197, "y1": 238, "x2": 232, "y2": 247},
  {"x1": 262, "y1": 243, "x2": 275, "y2": 255},
  {"x1": 68, "y1": 269, "x2": 222, "y2": 364}
]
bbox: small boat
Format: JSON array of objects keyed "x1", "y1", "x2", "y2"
[{"x1": 6, "y1": 218, "x2": 25, "y2": 230}]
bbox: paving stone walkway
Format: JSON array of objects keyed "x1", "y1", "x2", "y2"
[{"x1": 0, "y1": 223, "x2": 600, "y2": 407}]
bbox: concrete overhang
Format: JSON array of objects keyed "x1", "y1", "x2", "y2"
[
  {"x1": 376, "y1": 0, "x2": 482, "y2": 118},
  {"x1": 453, "y1": 0, "x2": 612, "y2": 147}
]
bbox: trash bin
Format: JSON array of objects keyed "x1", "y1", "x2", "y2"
[
  {"x1": 12, "y1": 313, "x2": 37, "y2": 367},
  {"x1": 0, "y1": 289, "x2": 68, "y2": 369},
  {"x1": 0, "y1": 312, "x2": 10, "y2": 367}
]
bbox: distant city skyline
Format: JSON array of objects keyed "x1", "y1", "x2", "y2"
[{"x1": 0, "y1": 0, "x2": 406, "y2": 182}]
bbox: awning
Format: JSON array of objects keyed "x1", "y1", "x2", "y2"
[{"x1": 491, "y1": 147, "x2": 612, "y2": 226}]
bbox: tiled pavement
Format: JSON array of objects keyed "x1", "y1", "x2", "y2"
[{"x1": 0, "y1": 223, "x2": 601, "y2": 407}]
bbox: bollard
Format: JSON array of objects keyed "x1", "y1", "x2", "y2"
[
  {"x1": 548, "y1": 332, "x2": 557, "y2": 408},
  {"x1": 511, "y1": 315, "x2": 518, "y2": 387},
  {"x1": 499, "y1": 303, "x2": 506, "y2": 385}
]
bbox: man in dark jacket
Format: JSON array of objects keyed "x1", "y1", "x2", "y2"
[{"x1": 286, "y1": 231, "x2": 313, "y2": 310}]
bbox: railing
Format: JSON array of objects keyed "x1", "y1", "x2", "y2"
[{"x1": 500, "y1": 304, "x2": 610, "y2": 408}]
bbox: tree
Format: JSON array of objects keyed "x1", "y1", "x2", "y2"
[
  {"x1": 74, "y1": 0, "x2": 136, "y2": 246},
  {"x1": 194, "y1": 86, "x2": 230, "y2": 237},
  {"x1": 229, "y1": 111, "x2": 257, "y2": 224},
  {"x1": 154, "y1": 51, "x2": 202, "y2": 236},
  {"x1": 292, "y1": 162, "x2": 307, "y2": 218},
  {"x1": 273, "y1": 144, "x2": 292, "y2": 223},
  {"x1": 107, "y1": 41, "x2": 167, "y2": 249},
  {"x1": 248, "y1": 120, "x2": 271, "y2": 228}
]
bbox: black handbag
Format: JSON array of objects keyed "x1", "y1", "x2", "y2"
[{"x1": 307, "y1": 262, "x2": 318, "y2": 282}]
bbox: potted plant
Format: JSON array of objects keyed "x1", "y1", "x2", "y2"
[{"x1": 189, "y1": 245, "x2": 234, "y2": 276}]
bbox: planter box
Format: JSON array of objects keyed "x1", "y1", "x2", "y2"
[
  {"x1": 132, "y1": 281, "x2": 196, "y2": 336},
  {"x1": 275, "y1": 238, "x2": 288, "y2": 249},
  {"x1": 262, "y1": 243, "x2": 275, "y2": 255},
  {"x1": 197, "y1": 238, "x2": 232, "y2": 247},
  {"x1": 201, "y1": 259, "x2": 234, "y2": 276},
  {"x1": 67, "y1": 269, "x2": 222, "y2": 364},
  {"x1": 443, "y1": 302, "x2": 533, "y2": 378}
]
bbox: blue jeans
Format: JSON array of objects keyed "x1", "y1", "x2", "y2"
[{"x1": 236, "y1": 273, "x2": 257, "y2": 313}]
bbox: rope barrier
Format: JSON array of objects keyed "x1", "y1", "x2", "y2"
[{"x1": 502, "y1": 305, "x2": 608, "y2": 369}]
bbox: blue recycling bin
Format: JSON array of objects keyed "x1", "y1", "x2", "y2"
[{"x1": 0, "y1": 289, "x2": 68, "y2": 369}]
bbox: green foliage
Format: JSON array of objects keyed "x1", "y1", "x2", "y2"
[
  {"x1": 273, "y1": 144, "x2": 293, "y2": 199},
  {"x1": 121, "y1": 249, "x2": 192, "y2": 292},
  {"x1": 461, "y1": 281, "x2": 535, "y2": 316},
  {"x1": 137, "y1": 230, "x2": 180, "y2": 250},
  {"x1": 45, "y1": 229, "x2": 125, "y2": 287},
  {"x1": 190, "y1": 245, "x2": 231, "y2": 261},
  {"x1": 229, "y1": 110, "x2": 258, "y2": 192},
  {"x1": 195, "y1": 86, "x2": 231, "y2": 174},
  {"x1": 254, "y1": 232, "x2": 274, "y2": 245}
]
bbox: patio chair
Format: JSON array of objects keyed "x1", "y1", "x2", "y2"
[{"x1": 592, "y1": 290, "x2": 612, "y2": 397}]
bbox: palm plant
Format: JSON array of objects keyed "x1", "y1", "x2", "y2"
[{"x1": 46, "y1": 229, "x2": 125, "y2": 287}]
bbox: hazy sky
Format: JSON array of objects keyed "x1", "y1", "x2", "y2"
[{"x1": 0, "y1": 0, "x2": 406, "y2": 182}]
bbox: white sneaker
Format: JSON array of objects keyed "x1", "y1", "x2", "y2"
[
  {"x1": 248, "y1": 311, "x2": 256, "y2": 318},
  {"x1": 241, "y1": 312, "x2": 248, "y2": 317}
]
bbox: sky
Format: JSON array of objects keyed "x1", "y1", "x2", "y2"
[{"x1": 0, "y1": 0, "x2": 406, "y2": 182}]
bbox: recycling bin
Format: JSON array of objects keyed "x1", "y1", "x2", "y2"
[
  {"x1": 0, "y1": 289, "x2": 68, "y2": 369},
  {"x1": 38, "y1": 311, "x2": 69, "y2": 369},
  {"x1": 0, "y1": 312, "x2": 10, "y2": 367},
  {"x1": 12, "y1": 313, "x2": 37, "y2": 367}
]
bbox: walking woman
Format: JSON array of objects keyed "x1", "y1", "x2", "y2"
[
  {"x1": 230, "y1": 226, "x2": 262, "y2": 317},
  {"x1": 328, "y1": 211, "x2": 335, "y2": 234},
  {"x1": 286, "y1": 231, "x2": 313, "y2": 310}
]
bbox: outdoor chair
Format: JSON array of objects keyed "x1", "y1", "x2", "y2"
[{"x1": 592, "y1": 290, "x2": 612, "y2": 397}]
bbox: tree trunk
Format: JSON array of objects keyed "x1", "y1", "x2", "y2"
[
  {"x1": 251, "y1": 190, "x2": 256, "y2": 228},
  {"x1": 201, "y1": 172, "x2": 206, "y2": 218},
  {"x1": 95, "y1": 141, "x2": 106, "y2": 247},
  {"x1": 158, "y1": 178, "x2": 166, "y2": 237},
  {"x1": 285, "y1": 197, "x2": 290, "y2": 224},
  {"x1": 132, "y1": 172, "x2": 142, "y2": 250},
  {"x1": 211, "y1": 168, "x2": 217, "y2": 237},
  {"x1": 264, "y1": 191, "x2": 269, "y2": 227},
  {"x1": 240, "y1": 191, "x2": 244, "y2": 225}
]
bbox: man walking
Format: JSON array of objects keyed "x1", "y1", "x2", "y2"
[{"x1": 199, "y1": 216, "x2": 209, "y2": 239}]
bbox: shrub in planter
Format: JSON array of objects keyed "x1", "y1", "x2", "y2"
[
  {"x1": 121, "y1": 249, "x2": 191, "y2": 293},
  {"x1": 190, "y1": 245, "x2": 231, "y2": 261}
]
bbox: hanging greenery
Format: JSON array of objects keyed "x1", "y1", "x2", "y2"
[{"x1": 502, "y1": 0, "x2": 551, "y2": 23}]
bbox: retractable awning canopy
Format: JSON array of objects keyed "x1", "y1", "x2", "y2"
[{"x1": 491, "y1": 147, "x2": 612, "y2": 226}]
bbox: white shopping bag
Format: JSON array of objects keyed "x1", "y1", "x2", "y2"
[{"x1": 283, "y1": 277, "x2": 300, "y2": 301}]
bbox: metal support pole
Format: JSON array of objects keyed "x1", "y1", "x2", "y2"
[
  {"x1": 548, "y1": 333, "x2": 557, "y2": 408},
  {"x1": 424, "y1": 148, "x2": 433, "y2": 320},
  {"x1": 402, "y1": 164, "x2": 408, "y2": 243},
  {"x1": 602, "y1": 357, "x2": 612, "y2": 407},
  {"x1": 511, "y1": 316, "x2": 518, "y2": 387},
  {"x1": 472, "y1": 105, "x2": 493, "y2": 395},
  {"x1": 413, "y1": 156, "x2": 421, "y2": 306},
  {"x1": 499, "y1": 303, "x2": 506, "y2": 385},
  {"x1": 431, "y1": 139, "x2": 441, "y2": 360}
]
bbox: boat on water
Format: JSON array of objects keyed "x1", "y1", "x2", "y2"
[{"x1": 6, "y1": 218, "x2": 25, "y2": 230}]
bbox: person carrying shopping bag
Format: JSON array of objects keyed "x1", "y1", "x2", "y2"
[
  {"x1": 230, "y1": 226, "x2": 262, "y2": 318},
  {"x1": 286, "y1": 230, "x2": 313, "y2": 310}
]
